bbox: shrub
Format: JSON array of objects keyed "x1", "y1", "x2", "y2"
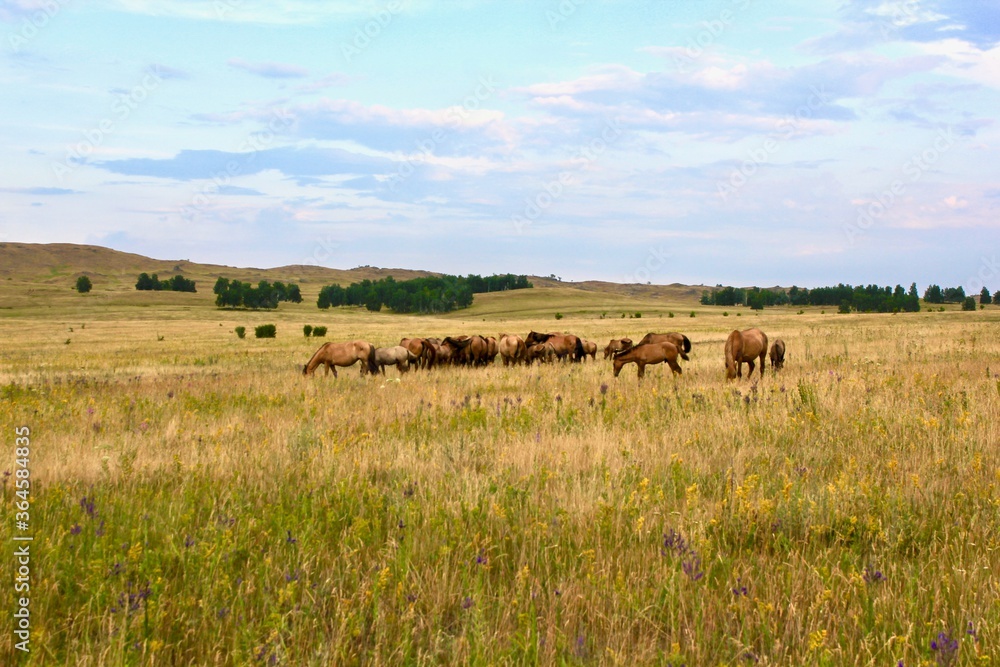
[
  {"x1": 838, "y1": 301, "x2": 852, "y2": 314},
  {"x1": 689, "y1": 311, "x2": 696, "y2": 318},
  {"x1": 961, "y1": 296, "x2": 977, "y2": 311},
  {"x1": 75, "y1": 276, "x2": 92, "y2": 293},
  {"x1": 235, "y1": 326, "x2": 246, "y2": 339},
  {"x1": 723, "y1": 312, "x2": 728, "y2": 317},
  {"x1": 668, "y1": 312, "x2": 674, "y2": 318},
  {"x1": 303, "y1": 325, "x2": 313, "y2": 337},
  {"x1": 555, "y1": 313, "x2": 563, "y2": 320},
  {"x1": 312, "y1": 326, "x2": 327, "y2": 337},
  {"x1": 255, "y1": 324, "x2": 277, "y2": 338},
  {"x1": 634, "y1": 312, "x2": 642, "y2": 319}
]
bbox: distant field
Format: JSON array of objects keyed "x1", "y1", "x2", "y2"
[{"x1": 1, "y1": 247, "x2": 999, "y2": 665}]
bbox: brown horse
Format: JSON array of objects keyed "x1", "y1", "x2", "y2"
[
  {"x1": 445, "y1": 335, "x2": 490, "y2": 366},
  {"x1": 769, "y1": 338, "x2": 786, "y2": 370},
  {"x1": 603, "y1": 338, "x2": 633, "y2": 359},
  {"x1": 612, "y1": 341, "x2": 683, "y2": 378},
  {"x1": 485, "y1": 336, "x2": 499, "y2": 364},
  {"x1": 525, "y1": 342, "x2": 557, "y2": 364},
  {"x1": 725, "y1": 328, "x2": 768, "y2": 380},
  {"x1": 524, "y1": 331, "x2": 585, "y2": 362},
  {"x1": 581, "y1": 339, "x2": 598, "y2": 361},
  {"x1": 303, "y1": 340, "x2": 377, "y2": 377},
  {"x1": 636, "y1": 332, "x2": 691, "y2": 360},
  {"x1": 400, "y1": 337, "x2": 437, "y2": 369},
  {"x1": 375, "y1": 346, "x2": 419, "y2": 374},
  {"x1": 498, "y1": 333, "x2": 526, "y2": 366}
]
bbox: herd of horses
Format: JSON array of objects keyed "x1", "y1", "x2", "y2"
[{"x1": 302, "y1": 328, "x2": 787, "y2": 381}]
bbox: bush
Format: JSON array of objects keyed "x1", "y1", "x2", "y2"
[
  {"x1": 838, "y1": 301, "x2": 852, "y2": 314},
  {"x1": 634, "y1": 312, "x2": 642, "y2": 319},
  {"x1": 312, "y1": 326, "x2": 327, "y2": 337},
  {"x1": 689, "y1": 311, "x2": 696, "y2": 318},
  {"x1": 668, "y1": 312, "x2": 674, "y2": 318},
  {"x1": 961, "y1": 296, "x2": 977, "y2": 311},
  {"x1": 235, "y1": 326, "x2": 246, "y2": 339},
  {"x1": 303, "y1": 325, "x2": 313, "y2": 337},
  {"x1": 723, "y1": 311, "x2": 729, "y2": 317},
  {"x1": 75, "y1": 276, "x2": 92, "y2": 293},
  {"x1": 255, "y1": 324, "x2": 277, "y2": 338},
  {"x1": 555, "y1": 313, "x2": 563, "y2": 320}
]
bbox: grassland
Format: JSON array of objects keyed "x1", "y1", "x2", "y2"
[{"x1": 1, "y1": 249, "x2": 999, "y2": 665}]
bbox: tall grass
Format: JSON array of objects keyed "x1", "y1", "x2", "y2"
[{"x1": 1, "y1": 308, "x2": 998, "y2": 665}]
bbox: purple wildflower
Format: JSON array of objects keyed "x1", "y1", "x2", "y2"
[
  {"x1": 732, "y1": 578, "x2": 748, "y2": 597},
  {"x1": 863, "y1": 564, "x2": 885, "y2": 584},
  {"x1": 682, "y1": 554, "x2": 704, "y2": 582},
  {"x1": 475, "y1": 549, "x2": 487, "y2": 566},
  {"x1": 600, "y1": 383, "x2": 608, "y2": 395},
  {"x1": 184, "y1": 536, "x2": 195, "y2": 548},
  {"x1": 661, "y1": 529, "x2": 688, "y2": 557},
  {"x1": 461, "y1": 596, "x2": 474, "y2": 609},
  {"x1": 95, "y1": 520, "x2": 105, "y2": 537},
  {"x1": 80, "y1": 496, "x2": 96, "y2": 518},
  {"x1": 286, "y1": 530, "x2": 296, "y2": 545},
  {"x1": 70, "y1": 524, "x2": 82, "y2": 536},
  {"x1": 930, "y1": 631, "x2": 958, "y2": 666}
]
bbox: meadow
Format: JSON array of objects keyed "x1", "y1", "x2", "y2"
[{"x1": 1, "y1": 281, "x2": 999, "y2": 665}]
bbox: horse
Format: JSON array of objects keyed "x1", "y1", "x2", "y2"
[
  {"x1": 400, "y1": 337, "x2": 437, "y2": 369},
  {"x1": 375, "y1": 346, "x2": 419, "y2": 375},
  {"x1": 581, "y1": 339, "x2": 598, "y2": 361},
  {"x1": 636, "y1": 332, "x2": 691, "y2": 360},
  {"x1": 525, "y1": 342, "x2": 557, "y2": 364},
  {"x1": 612, "y1": 341, "x2": 683, "y2": 379},
  {"x1": 444, "y1": 335, "x2": 490, "y2": 366},
  {"x1": 498, "y1": 333, "x2": 526, "y2": 366},
  {"x1": 485, "y1": 336, "x2": 499, "y2": 364},
  {"x1": 524, "y1": 331, "x2": 585, "y2": 362},
  {"x1": 603, "y1": 338, "x2": 633, "y2": 359},
  {"x1": 769, "y1": 338, "x2": 785, "y2": 370},
  {"x1": 303, "y1": 340, "x2": 378, "y2": 377},
  {"x1": 725, "y1": 328, "x2": 768, "y2": 380}
]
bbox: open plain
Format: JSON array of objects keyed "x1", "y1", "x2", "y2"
[{"x1": 1, "y1": 252, "x2": 998, "y2": 665}]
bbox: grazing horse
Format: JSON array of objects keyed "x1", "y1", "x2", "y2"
[
  {"x1": 725, "y1": 328, "x2": 768, "y2": 380},
  {"x1": 603, "y1": 338, "x2": 633, "y2": 359},
  {"x1": 375, "y1": 346, "x2": 419, "y2": 374},
  {"x1": 400, "y1": 337, "x2": 437, "y2": 369},
  {"x1": 303, "y1": 340, "x2": 377, "y2": 377},
  {"x1": 498, "y1": 333, "x2": 526, "y2": 366},
  {"x1": 524, "y1": 331, "x2": 585, "y2": 362},
  {"x1": 769, "y1": 338, "x2": 786, "y2": 370},
  {"x1": 612, "y1": 341, "x2": 683, "y2": 378},
  {"x1": 445, "y1": 335, "x2": 490, "y2": 366},
  {"x1": 525, "y1": 342, "x2": 557, "y2": 364},
  {"x1": 581, "y1": 339, "x2": 598, "y2": 361},
  {"x1": 485, "y1": 337, "x2": 499, "y2": 364},
  {"x1": 636, "y1": 332, "x2": 691, "y2": 361}
]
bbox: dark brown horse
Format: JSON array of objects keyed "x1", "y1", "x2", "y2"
[
  {"x1": 603, "y1": 338, "x2": 633, "y2": 359},
  {"x1": 303, "y1": 340, "x2": 377, "y2": 377},
  {"x1": 524, "y1": 331, "x2": 585, "y2": 362},
  {"x1": 769, "y1": 338, "x2": 785, "y2": 370},
  {"x1": 612, "y1": 341, "x2": 683, "y2": 378},
  {"x1": 400, "y1": 337, "x2": 437, "y2": 369},
  {"x1": 445, "y1": 335, "x2": 490, "y2": 366},
  {"x1": 525, "y1": 342, "x2": 557, "y2": 364},
  {"x1": 636, "y1": 332, "x2": 691, "y2": 360},
  {"x1": 725, "y1": 328, "x2": 768, "y2": 380}
]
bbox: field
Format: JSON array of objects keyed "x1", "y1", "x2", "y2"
[{"x1": 1, "y1": 256, "x2": 999, "y2": 665}]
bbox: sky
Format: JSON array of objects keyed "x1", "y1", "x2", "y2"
[{"x1": 1, "y1": 0, "x2": 998, "y2": 290}]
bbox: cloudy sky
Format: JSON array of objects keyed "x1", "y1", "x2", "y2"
[{"x1": 1, "y1": 1, "x2": 998, "y2": 289}]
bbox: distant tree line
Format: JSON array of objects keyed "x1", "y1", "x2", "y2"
[
  {"x1": 317, "y1": 273, "x2": 532, "y2": 313},
  {"x1": 701, "y1": 283, "x2": 922, "y2": 312},
  {"x1": 213, "y1": 278, "x2": 302, "y2": 310},
  {"x1": 135, "y1": 273, "x2": 197, "y2": 293}
]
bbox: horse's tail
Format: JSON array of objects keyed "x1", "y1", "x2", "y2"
[
  {"x1": 303, "y1": 343, "x2": 327, "y2": 376},
  {"x1": 366, "y1": 343, "x2": 378, "y2": 375},
  {"x1": 574, "y1": 336, "x2": 585, "y2": 362},
  {"x1": 679, "y1": 334, "x2": 691, "y2": 361}
]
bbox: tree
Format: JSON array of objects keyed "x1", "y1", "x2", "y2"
[
  {"x1": 961, "y1": 296, "x2": 977, "y2": 311},
  {"x1": 923, "y1": 284, "x2": 943, "y2": 304},
  {"x1": 75, "y1": 276, "x2": 92, "y2": 293},
  {"x1": 980, "y1": 286, "x2": 991, "y2": 305},
  {"x1": 136, "y1": 273, "x2": 155, "y2": 290},
  {"x1": 994, "y1": 290, "x2": 1000, "y2": 306}
]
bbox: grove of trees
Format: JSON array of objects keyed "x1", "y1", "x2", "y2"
[
  {"x1": 213, "y1": 278, "x2": 302, "y2": 310},
  {"x1": 701, "y1": 283, "x2": 921, "y2": 312},
  {"x1": 317, "y1": 274, "x2": 532, "y2": 313},
  {"x1": 135, "y1": 273, "x2": 197, "y2": 293}
]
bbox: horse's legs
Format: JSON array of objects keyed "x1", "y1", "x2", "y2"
[
  {"x1": 331, "y1": 364, "x2": 338, "y2": 379},
  {"x1": 637, "y1": 362, "x2": 645, "y2": 379},
  {"x1": 667, "y1": 358, "x2": 682, "y2": 375},
  {"x1": 746, "y1": 359, "x2": 755, "y2": 379},
  {"x1": 759, "y1": 352, "x2": 766, "y2": 379}
]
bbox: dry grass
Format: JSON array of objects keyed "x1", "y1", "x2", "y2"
[{"x1": 0, "y1": 290, "x2": 999, "y2": 665}]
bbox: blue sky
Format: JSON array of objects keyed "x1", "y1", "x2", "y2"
[{"x1": 1, "y1": 0, "x2": 998, "y2": 290}]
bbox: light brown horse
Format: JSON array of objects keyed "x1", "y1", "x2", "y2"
[
  {"x1": 603, "y1": 338, "x2": 633, "y2": 359},
  {"x1": 636, "y1": 332, "x2": 691, "y2": 360},
  {"x1": 725, "y1": 328, "x2": 768, "y2": 380},
  {"x1": 581, "y1": 339, "x2": 598, "y2": 361},
  {"x1": 445, "y1": 335, "x2": 490, "y2": 366},
  {"x1": 769, "y1": 338, "x2": 786, "y2": 370},
  {"x1": 303, "y1": 340, "x2": 377, "y2": 377},
  {"x1": 400, "y1": 337, "x2": 437, "y2": 369},
  {"x1": 524, "y1": 331, "x2": 584, "y2": 362},
  {"x1": 612, "y1": 341, "x2": 683, "y2": 378},
  {"x1": 485, "y1": 336, "x2": 499, "y2": 364},
  {"x1": 375, "y1": 346, "x2": 419, "y2": 374},
  {"x1": 498, "y1": 333, "x2": 526, "y2": 366}
]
